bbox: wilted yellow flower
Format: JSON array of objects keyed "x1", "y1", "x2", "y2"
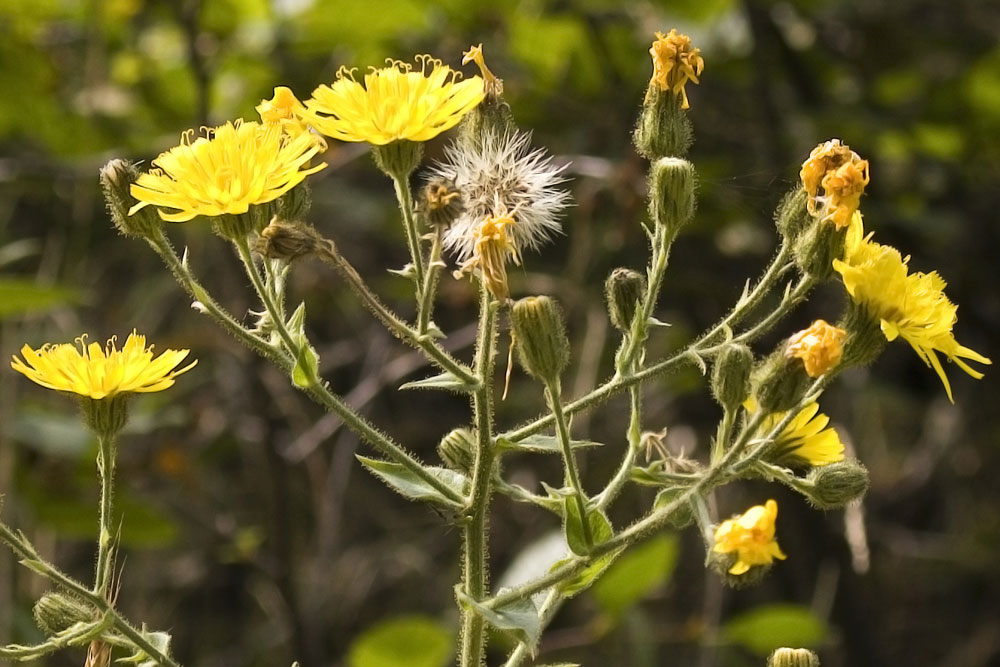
[
  {"x1": 713, "y1": 499, "x2": 786, "y2": 575},
  {"x1": 648, "y1": 29, "x2": 704, "y2": 109},
  {"x1": 833, "y1": 217, "x2": 990, "y2": 401},
  {"x1": 304, "y1": 56, "x2": 485, "y2": 145},
  {"x1": 129, "y1": 121, "x2": 326, "y2": 222},
  {"x1": 786, "y1": 319, "x2": 847, "y2": 377},
  {"x1": 799, "y1": 139, "x2": 869, "y2": 229},
  {"x1": 463, "y1": 43, "x2": 502, "y2": 98},
  {"x1": 455, "y1": 212, "x2": 519, "y2": 301},
  {"x1": 11, "y1": 331, "x2": 196, "y2": 400}
]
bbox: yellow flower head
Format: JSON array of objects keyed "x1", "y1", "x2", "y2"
[
  {"x1": 129, "y1": 120, "x2": 326, "y2": 223},
  {"x1": 11, "y1": 331, "x2": 196, "y2": 400},
  {"x1": 833, "y1": 217, "x2": 990, "y2": 402},
  {"x1": 256, "y1": 86, "x2": 325, "y2": 147},
  {"x1": 713, "y1": 499, "x2": 787, "y2": 575},
  {"x1": 799, "y1": 139, "x2": 869, "y2": 229},
  {"x1": 648, "y1": 29, "x2": 704, "y2": 109},
  {"x1": 745, "y1": 397, "x2": 845, "y2": 467},
  {"x1": 786, "y1": 319, "x2": 847, "y2": 378},
  {"x1": 304, "y1": 56, "x2": 486, "y2": 145},
  {"x1": 455, "y1": 212, "x2": 519, "y2": 301}
]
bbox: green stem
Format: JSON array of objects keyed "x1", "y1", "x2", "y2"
[
  {"x1": 710, "y1": 406, "x2": 735, "y2": 467},
  {"x1": 235, "y1": 237, "x2": 300, "y2": 356},
  {"x1": 620, "y1": 226, "x2": 674, "y2": 369},
  {"x1": 595, "y1": 382, "x2": 642, "y2": 510},
  {"x1": 460, "y1": 283, "x2": 499, "y2": 667},
  {"x1": 547, "y1": 377, "x2": 592, "y2": 547},
  {"x1": 392, "y1": 174, "x2": 426, "y2": 290},
  {"x1": 417, "y1": 227, "x2": 444, "y2": 335},
  {"x1": 93, "y1": 433, "x2": 116, "y2": 598},
  {"x1": 732, "y1": 275, "x2": 816, "y2": 346},
  {"x1": 501, "y1": 588, "x2": 564, "y2": 667}
]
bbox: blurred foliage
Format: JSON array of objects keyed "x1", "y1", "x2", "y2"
[{"x1": 1, "y1": 0, "x2": 999, "y2": 666}]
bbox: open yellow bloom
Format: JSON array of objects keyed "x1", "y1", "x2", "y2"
[
  {"x1": 745, "y1": 397, "x2": 845, "y2": 467},
  {"x1": 713, "y1": 499, "x2": 786, "y2": 575},
  {"x1": 129, "y1": 121, "x2": 326, "y2": 223},
  {"x1": 800, "y1": 139, "x2": 869, "y2": 229},
  {"x1": 648, "y1": 30, "x2": 704, "y2": 109},
  {"x1": 786, "y1": 319, "x2": 847, "y2": 377},
  {"x1": 833, "y1": 217, "x2": 990, "y2": 402},
  {"x1": 11, "y1": 331, "x2": 196, "y2": 400},
  {"x1": 256, "y1": 86, "x2": 324, "y2": 147},
  {"x1": 304, "y1": 56, "x2": 485, "y2": 145}
]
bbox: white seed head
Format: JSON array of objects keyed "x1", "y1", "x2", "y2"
[{"x1": 430, "y1": 128, "x2": 571, "y2": 262}]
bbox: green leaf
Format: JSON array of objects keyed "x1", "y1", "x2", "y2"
[
  {"x1": 591, "y1": 534, "x2": 679, "y2": 618},
  {"x1": 554, "y1": 548, "x2": 623, "y2": 598},
  {"x1": 118, "y1": 628, "x2": 173, "y2": 667},
  {"x1": 496, "y1": 434, "x2": 604, "y2": 455},
  {"x1": 0, "y1": 278, "x2": 80, "y2": 318},
  {"x1": 722, "y1": 604, "x2": 829, "y2": 656},
  {"x1": 357, "y1": 456, "x2": 466, "y2": 508},
  {"x1": 291, "y1": 343, "x2": 320, "y2": 388},
  {"x1": 399, "y1": 371, "x2": 476, "y2": 394},
  {"x1": 457, "y1": 589, "x2": 540, "y2": 652},
  {"x1": 347, "y1": 615, "x2": 452, "y2": 667},
  {"x1": 563, "y1": 497, "x2": 612, "y2": 556}
]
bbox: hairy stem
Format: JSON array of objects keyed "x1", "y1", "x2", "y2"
[
  {"x1": 93, "y1": 433, "x2": 116, "y2": 599},
  {"x1": 392, "y1": 174, "x2": 426, "y2": 290},
  {"x1": 547, "y1": 377, "x2": 592, "y2": 547}
]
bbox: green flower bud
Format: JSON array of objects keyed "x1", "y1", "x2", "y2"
[
  {"x1": 634, "y1": 87, "x2": 693, "y2": 160},
  {"x1": 372, "y1": 139, "x2": 424, "y2": 179},
  {"x1": 605, "y1": 268, "x2": 647, "y2": 332},
  {"x1": 510, "y1": 296, "x2": 570, "y2": 383},
  {"x1": 775, "y1": 188, "x2": 811, "y2": 245},
  {"x1": 805, "y1": 460, "x2": 869, "y2": 509},
  {"x1": 256, "y1": 219, "x2": 324, "y2": 262},
  {"x1": 649, "y1": 157, "x2": 696, "y2": 233},
  {"x1": 711, "y1": 343, "x2": 754, "y2": 411},
  {"x1": 100, "y1": 159, "x2": 161, "y2": 240},
  {"x1": 837, "y1": 301, "x2": 887, "y2": 368},
  {"x1": 793, "y1": 219, "x2": 846, "y2": 281},
  {"x1": 768, "y1": 648, "x2": 820, "y2": 667},
  {"x1": 438, "y1": 428, "x2": 476, "y2": 474},
  {"x1": 33, "y1": 592, "x2": 95, "y2": 635},
  {"x1": 751, "y1": 345, "x2": 812, "y2": 414}
]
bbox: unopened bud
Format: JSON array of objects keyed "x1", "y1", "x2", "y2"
[
  {"x1": 418, "y1": 177, "x2": 464, "y2": 228},
  {"x1": 438, "y1": 428, "x2": 476, "y2": 474},
  {"x1": 605, "y1": 268, "x2": 647, "y2": 332},
  {"x1": 100, "y1": 159, "x2": 161, "y2": 239},
  {"x1": 372, "y1": 139, "x2": 424, "y2": 179},
  {"x1": 649, "y1": 157, "x2": 696, "y2": 233},
  {"x1": 34, "y1": 592, "x2": 95, "y2": 635},
  {"x1": 751, "y1": 345, "x2": 812, "y2": 414},
  {"x1": 775, "y1": 188, "x2": 811, "y2": 244},
  {"x1": 256, "y1": 219, "x2": 324, "y2": 262},
  {"x1": 510, "y1": 296, "x2": 570, "y2": 382},
  {"x1": 805, "y1": 460, "x2": 869, "y2": 509},
  {"x1": 793, "y1": 217, "x2": 846, "y2": 280},
  {"x1": 634, "y1": 87, "x2": 693, "y2": 160},
  {"x1": 768, "y1": 648, "x2": 820, "y2": 667},
  {"x1": 711, "y1": 344, "x2": 754, "y2": 411}
]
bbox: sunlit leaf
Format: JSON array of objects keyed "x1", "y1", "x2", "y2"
[
  {"x1": 722, "y1": 604, "x2": 828, "y2": 656},
  {"x1": 347, "y1": 615, "x2": 453, "y2": 667}
]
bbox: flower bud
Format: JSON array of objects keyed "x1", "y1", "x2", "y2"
[
  {"x1": 510, "y1": 296, "x2": 570, "y2": 382},
  {"x1": 768, "y1": 648, "x2": 820, "y2": 667},
  {"x1": 775, "y1": 188, "x2": 811, "y2": 245},
  {"x1": 786, "y1": 320, "x2": 847, "y2": 378},
  {"x1": 804, "y1": 460, "x2": 869, "y2": 509},
  {"x1": 372, "y1": 139, "x2": 424, "y2": 178},
  {"x1": 634, "y1": 87, "x2": 693, "y2": 160},
  {"x1": 837, "y1": 301, "x2": 887, "y2": 368},
  {"x1": 100, "y1": 159, "x2": 161, "y2": 240},
  {"x1": 648, "y1": 157, "x2": 696, "y2": 233},
  {"x1": 418, "y1": 177, "x2": 464, "y2": 228},
  {"x1": 438, "y1": 428, "x2": 476, "y2": 474},
  {"x1": 605, "y1": 268, "x2": 647, "y2": 332},
  {"x1": 793, "y1": 218, "x2": 846, "y2": 280},
  {"x1": 256, "y1": 219, "x2": 324, "y2": 262},
  {"x1": 711, "y1": 343, "x2": 754, "y2": 411},
  {"x1": 34, "y1": 592, "x2": 95, "y2": 635},
  {"x1": 751, "y1": 346, "x2": 812, "y2": 414}
]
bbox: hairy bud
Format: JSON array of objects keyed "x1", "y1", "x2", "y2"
[
  {"x1": 752, "y1": 345, "x2": 812, "y2": 414},
  {"x1": 711, "y1": 344, "x2": 754, "y2": 411},
  {"x1": 805, "y1": 460, "x2": 869, "y2": 509},
  {"x1": 510, "y1": 296, "x2": 570, "y2": 382},
  {"x1": 775, "y1": 188, "x2": 811, "y2": 245},
  {"x1": 100, "y1": 159, "x2": 161, "y2": 240},
  {"x1": 372, "y1": 139, "x2": 424, "y2": 179},
  {"x1": 34, "y1": 592, "x2": 95, "y2": 635},
  {"x1": 794, "y1": 219, "x2": 846, "y2": 281},
  {"x1": 605, "y1": 268, "x2": 647, "y2": 332},
  {"x1": 649, "y1": 157, "x2": 696, "y2": 233},
  {"x1": 256, "y1": 219, "x2": 324, "y2": 262},
  {"x1": 768, "y1": 648, "x2": 821, "y2": 667},
  {"x1": 438, "y1": 428, "x2": 476, "y2": 474}
]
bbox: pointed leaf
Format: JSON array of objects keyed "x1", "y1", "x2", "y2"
[
  {"x1": 457, "y1": 589, "x2": 541, "y2": 652},
  {"x1": 553, "y1": 547, "x2": 624, "y2": 597},
  {"x1": 357, "y1": 456, "x2": 465, "y2": 508},
  {"x1": 647, "y1": 316, "x2": 671, "y2": 328},
  {"x1": 388, "y1": 263, "x2": 417, "y2": 280},
  {"x1": 496, "y1": 434, "x2": 604, "y2": 455},
  {"x1": 291, "y1": 344, "x2": 320, "y2": 388},
  {"x1": 563, "y1": 498, "x2": 612, "y2": 556},
  {"x1": 722, "y1": 604, "x2": 828, "y2": 656},
  {"x1": 399, "y1": 371, "x2": 476, "y2": 393}
]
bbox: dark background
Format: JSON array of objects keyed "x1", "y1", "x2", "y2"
[{"x1": 1, "y1": 0, "x2": 998, "y2": 665}]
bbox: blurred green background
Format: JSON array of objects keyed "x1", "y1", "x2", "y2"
[{"x1": 1, "y1": 0, "x2": 998, "y2": 665}]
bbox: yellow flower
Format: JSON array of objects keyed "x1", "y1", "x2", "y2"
[
  {"x1": 833, "y1": 216, "x2": 990, "y2": 402},
  {"x1": 786, "y1": 319, "x2": 847, "y2": 377},
  {"x1": 11, "y1": 331, "x2": 196, "y2": 400},
  {"x1": 800, "y1": 139, "x2": 869, "y2": 229},
  {"x1": 129, "y1": 120, "x2": 326, "y2": 223},
  {"x1": 455, "y1": 212, "x2": 520, "y2": 301},
  {"x1": 648, "y1": 30, "x2": 704, "y2": 109},
  {"x1": 713, "y1": 499, "x2": 787, "y2": 575},
  {"x1": 745, "y1": 397, "x2": 845, "y2": 467},
  {"x1": 256, "y1": 86, "x2": 325, "y2": 148},
  {"x1": 303, "y1": 56, "x2": 485, "y2": 145},
  {"x1": 463, "y1": 43, "x2": 502, "y2": 98}
]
